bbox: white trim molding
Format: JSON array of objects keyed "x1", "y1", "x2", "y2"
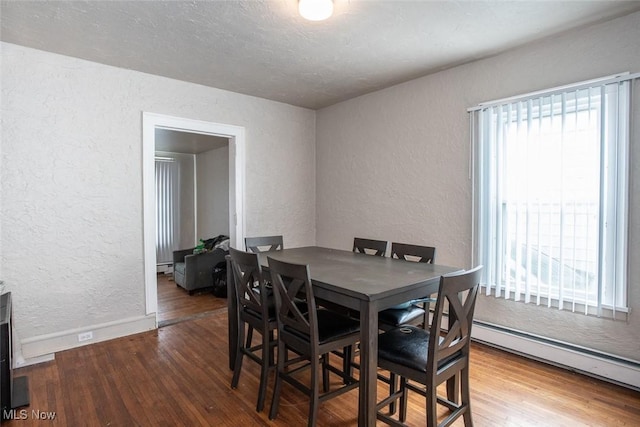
[
  {"x1": 142, "y1": 112, "x2": 246, "y2": 316},
  {"x1": 20, "y1": 314, "x2": 156, "y2": 360}
]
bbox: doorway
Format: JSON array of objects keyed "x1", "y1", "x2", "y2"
[
  {"x1": 142, "y1": 112, "x2": 245, "y2": 322},
  {"x1": 155, "y1": 130, "x2": 229, "y2": 324}
]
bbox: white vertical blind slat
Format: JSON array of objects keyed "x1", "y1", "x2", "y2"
[
  {"x1": 596, "y1": 85, "x2": 606, "y2": 317},
  {"x1": 558, "y1": 92, "x2": 567, "y2": 310},
  {"x1": 525, "y1": 98, "x2": 533, "y2": 304},
  {"x1": 535, "y1": 97, "x2": 543, "y2": 306}
]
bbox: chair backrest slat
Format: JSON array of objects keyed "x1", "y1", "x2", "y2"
[
  {"x1": 245, "y1": 235, "x2": 284, "y2": 253},
  {"x1": 353, "y1": 237, "x2": 387, "y2": 257},
  {"x1": 391, "y1": 242, "x2": 436, "y2": 264}
]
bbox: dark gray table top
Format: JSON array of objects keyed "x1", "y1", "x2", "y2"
[{"x1": 257, "y1": 246, "x2": 461, "y2": 303}]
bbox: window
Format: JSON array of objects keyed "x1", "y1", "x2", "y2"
[{"x1": 470, "y1": 75, "x2": 632, "y2": 318}]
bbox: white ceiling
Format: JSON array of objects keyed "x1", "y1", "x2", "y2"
[{"x1": 2, "y1": 1, "x2": 640, "y2": 110}]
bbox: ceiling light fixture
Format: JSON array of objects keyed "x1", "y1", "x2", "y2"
[{"x1": 298, "y1": 0, "x2": 334, "y2": 21}]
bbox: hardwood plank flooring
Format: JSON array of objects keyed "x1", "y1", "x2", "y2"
[
  {"x1": 5, "y1": 309, "x2": 639, "y2": 426},
  {"x1": 156, "y1": 272, "x2": 227, "y2": 325}
]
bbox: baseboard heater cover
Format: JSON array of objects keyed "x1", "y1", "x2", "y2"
[{"x1": 471, "y1": 320, "x2": 640, "y2": 391}]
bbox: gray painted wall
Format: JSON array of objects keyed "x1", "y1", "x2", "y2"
[
  {"x1": 196, "y1": 145, "x2": 230, "y2": 239},
  {"x1": 316, "y1": 12, "x2": 640, "y2": 362}
]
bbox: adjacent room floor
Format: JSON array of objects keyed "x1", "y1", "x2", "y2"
[{"x1": 156, "y1": 272, "x2": 227, "y2": 326}]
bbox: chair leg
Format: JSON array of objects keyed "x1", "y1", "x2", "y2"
[
  {"x1": 231, "y1": 321, "x2": 245, "y2": 389},
  {"x1": 399, "y1": 377, "x2": 408, "y2": 423},
  {"x1": 269, "y1": 342, "x2": 285, "y2": 420},
  {"x1": 268, "y1": 330, "x2": 276, "y2": 366},
  {"x1": 322, "y1": 354, "x2": 330, "y2": 393},
  {"x1": 388, "y1": 372, "x2": 397, "y2": 415},
  {"x1": 426, "y1": 379, "x2": 438, "y2": 427},
  {"x1": 342, "y1": 345, "x2": 353, "y2": 384},
  {"x1": 246, "y1": 325, "x2": 254, "y2": 348},
  {"x1": 309, "y1": 355, "x2": 320, "y2": 427},
  {"x1": 447, "y1": 372, "x2": 460, "y2": 404},
  {"x1": 256, "y1": 330, "x2": 270, "y2": 412},
  {"x1": 461, "y1": 367, "x2": 473, "y2": 427}
]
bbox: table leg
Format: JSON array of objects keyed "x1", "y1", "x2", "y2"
[
  {"x1": 226, "y1": 257, "x2": 237, "y2": 371},
  {"x1": 358, "y1": 300, "x2": 378, "y2": 427}
]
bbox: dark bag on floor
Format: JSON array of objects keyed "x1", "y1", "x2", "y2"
[{"x1": 212, "y1": 261, "x2": 227, "y2": 298}]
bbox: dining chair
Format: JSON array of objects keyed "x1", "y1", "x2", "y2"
[
  {"x1": 374, "y1": 242, "x2": 436, "y2": 414},
  {"x1": 351, "y1": 240, "x2": 435, "y2": 331},
  {"x1": 331, "y1": 237, "x2": 389, "y2": 377},
  {"x1": 245, "y1": 235, "x2": 284, "y2": 253},
  {"x1": 242, "y1": 235, "x2": 283, "y2": 348},
  {"x1": 267, "y1": 256, "x2": 360, "y2": 427},
  {"x1": 228, "y1": 247, "x2": 277, "y2": 412},
  {"x1": 392, "y1": 242, "x2": 436, "y2": 264},
  {"x1": 376, "y1": 265, "x2": 482, "y2": 427},
  {"x1": 378, "y1": 242, "x2": 437, "y2": 331},
  {"x1": 353, "y1": 237, "x2": 388, "y2": 256}
]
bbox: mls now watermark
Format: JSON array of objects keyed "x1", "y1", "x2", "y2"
[{"x1": 3, "y1": 409, "x2": 57, "y2": 420}]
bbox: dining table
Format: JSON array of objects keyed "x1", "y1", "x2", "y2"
[{"x1": 226, "y1": 246, "x2": 461, "y2": 426}]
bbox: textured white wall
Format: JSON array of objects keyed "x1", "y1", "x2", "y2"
[
  {"x1": 0, "y1": 42, "x2": 316, "y2": 349},
  {"x1": 196, "y1": 145, "x2": 230, "y2": 239},
  {"x1": 316, "y1": 12, "x2": 640, "y2": 361}
]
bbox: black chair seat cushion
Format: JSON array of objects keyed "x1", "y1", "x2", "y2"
[
  {"x1": 284, "y1": 308, "x2": 360, "y2": 344},
  {"x1": 316, "y1": 309, "x2": 360, "y2": 343},
  {"x1": 378, "y1": 325, "x2": 459, "y2": 373},
  {"x1": 379, "y1": 304, "x2": 425, "y2": 327}
]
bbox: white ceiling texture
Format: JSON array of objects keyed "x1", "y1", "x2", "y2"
[{"x1": 2, "y1": 1, "x2": 640, "y2": 110}]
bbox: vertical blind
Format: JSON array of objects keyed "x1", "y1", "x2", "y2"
[
  {"x1": 470, "y1": 74, "x2": 636, "y2": 319},
  {"x1": 156, "y1": 158, "x2": 181, "y2": 265}
]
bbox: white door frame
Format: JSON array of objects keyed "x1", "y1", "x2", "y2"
[{"x1": 142, "y1": 112, "x2": 245, "y2": 316}]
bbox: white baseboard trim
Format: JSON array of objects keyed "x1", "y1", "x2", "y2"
[
  {"x1": 19, "y1": 314, "x2": 157, "y2": 360},
  {"x1": 472, "y1": 321, "x2": 640, "y2": 390},
  {"x1": 13, "y1": 352, "x2": 55, "y2": 369}
]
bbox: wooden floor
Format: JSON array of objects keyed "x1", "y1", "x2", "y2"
[
  {"x1": 156, "y1": 272, "x2": 227, "y2": 324},
  {"x1": 6, "y1": 305, "x2": 640, "y2": 426}
]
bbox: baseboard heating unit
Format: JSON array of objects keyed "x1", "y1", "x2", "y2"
[{"x1": 472, "y1": 320, "x2": 640, "y2": 391}]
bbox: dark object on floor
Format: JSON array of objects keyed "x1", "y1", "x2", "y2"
[
  {"x1": 212, "y1": 263, "x2": 227, "y2": 298},
  {"x1": 1, "y1": 292, "x2": 30, "y2": 419}
]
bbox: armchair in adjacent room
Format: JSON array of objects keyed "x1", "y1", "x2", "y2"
[{"x1": 173, "y1": 236, "x2": 229, "y2": 294}]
